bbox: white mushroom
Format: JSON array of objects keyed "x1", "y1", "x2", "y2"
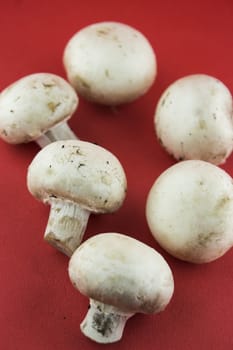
[
  {"x1": 68, "y1": 232, "x2": 174, "y2": 343},
  {"x1": 154, "y1": 74, "x2": 233, "y2": 165},
  {"x1": 27, "y1": 140, "x2": 127, "y2": 256},
  {"x1": 0, "y1": 73, "x2": 79, "y2": 148},
  {"x1": 63, "y1": 21, "x2": 156, "y2": 105},
  {"x1": 146, "y1": 160, "x2": 233, "y2": 263}
]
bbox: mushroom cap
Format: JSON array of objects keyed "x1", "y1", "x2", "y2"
[
  {"x1": 69, "y1": 233, "x2": 174, "y2": 314},
  {"x1": 155, "y1": 74, "x2": 233, "y2": 165},
  {"x1": 0, "y1": 73, "x2": 78, "y2": 144},
  {"x1": 63, "y1": 21, "x2": 156, "y2": 105},
  {"x1": 27, "y1": 140, "x2": 127, "y2": 213},
  {"x1": 146, "y1": 160, "x2": 233, "y2": 263}
]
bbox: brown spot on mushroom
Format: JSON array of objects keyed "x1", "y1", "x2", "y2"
[
  {"x1": 198, "y1": 119, "x2": 207, "y2": 130},
  {"x1": 46, "y1": 167, "x2": 54, "y2": 176},
  {"x1": 157, "y1": 137, "x2": 164, "y2": 146},
  {"x1": 75, "y1": 75, "x2": 91, "y2": 89},
  {"x1": 78, "y1": 163, "x2": 85, "y2": 169},
  {"x1": 42, "y1": 83, "x2": 55, "y2": 88},
  {"x1": 136, "y1": 294, "x2": 163, "y2": 314},
  {"x1": 105, "y1": 69, "x2": 110, "y2": 78},
  {"x1": 215, "y1": 196, "x2": 231, "y2": 211},
  {"x1": 47, "y1": 102, "x2": 61, "y2": 112},
  {"x1": 214, "y1": 152, "x2": 227, "y2": 161},
  {"x1": 96, "y1": 28, "x2": 111, "y2": 36},
  {"x1": 161, "y1": 98, "x2": 166, "y2": 106},
  {"x1": 101, "y1": 173, "x2": 112, "y2": 185},
  {"x1": 2, "y1": 129, "x2": 8, "y2": 136},
  {"x1": 161, "y1": 91, "x2": 170, "y2": 107},
  {"x1": 196, "y1": 231, "x2": 222, "y2": 249},
  {"x1": 33, "y1": 191, "x2": 43, "y2": 200},
  {"x1": 75, "y1": 147, "x2": 82, "y2": 155}
]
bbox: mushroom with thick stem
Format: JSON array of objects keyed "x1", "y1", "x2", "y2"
[
  {"x1": 68, "y1": 232, "x2": 174, "y2": 344},
  {"x1": 0, "y1": 73, "x2": 79, "y2": 148},
  {"x1": 154, "y1": 74, "x2": 233, "y2": 165},
  {"x1": 146, "y1": 160, "x2": 233, "y2": 263},
  {"x1": 27, "y1": 140, "x2": 127, "y2": 256},
  {"x1": 63, "y1": 21, "x2": 157, "y2": 105}
]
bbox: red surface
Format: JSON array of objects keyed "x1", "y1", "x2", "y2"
[{"x1": 1, "y1": 1, "x2": 233, "y2": 349}]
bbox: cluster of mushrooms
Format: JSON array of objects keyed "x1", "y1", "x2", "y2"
[{"x1": 1, "y1": 21, "x2": 233, "y2": 344}]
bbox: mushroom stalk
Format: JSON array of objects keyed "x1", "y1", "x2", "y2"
[
  {"x1": 44, "y1": 198, "x2": 90, "y2": 256},
  {"x1": 36, "y1": 121, "x2": 78, "y2": 148},
  {"x1": 81, "y1": 299, "x2": 133, "y2": 344}
]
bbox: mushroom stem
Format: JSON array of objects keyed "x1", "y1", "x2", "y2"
[
  {"x1": 80, "y1": 299, "x2": 134, "y2": 344},
  {"x1": 36, "y1": 121, "x2": 78, "y2": 148},
  {"x1": 44, "y1": 199, "x2": 90, "y2": 256}
]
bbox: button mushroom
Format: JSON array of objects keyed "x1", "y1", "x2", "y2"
[
  {"x1": 68, "y1": 232, "x2": 174, "y2": 343},
  {"x1": 63, "y1": 21, "x2": 157, "y2": 105},
  {"x1": 154, "y1": 74, "x2": 233, "y2": 165},
  {"x1": 27, "y1": 140, "x2": 127, "y2": 256},
  {"x1": 146, "y1": 160, "x2": 233, "y2": 263},
  {"x1": 0, "y1": 73, "x2": 78, "y2": 148}
]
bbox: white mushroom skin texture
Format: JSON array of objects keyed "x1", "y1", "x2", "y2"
[
  {"x1": 146, "y1": 160, "x2": 233, "y2": 263},
  {"x1": 155, "y1": 74, "x2": 233, "y2": 165},
  {"x1": 0, "y1": 73, "x2": 78, "y2": 147},
  {"x1": 63, "y1": 21, "x2": 156, "y2": 105},
  {"x1": 68, "y1": 233, "x2": 174, "y2": 343},
  {"x1": 27, "y1": 141, "x2": 127, "y2": 256}
]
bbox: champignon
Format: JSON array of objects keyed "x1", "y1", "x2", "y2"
[
  {"x1": 0, "y1": 73, "x2": 78, "y2": 148},
  {"x1": 63, "y1": 21, "x2": 156, "y2": 105},
  {"x1": 27, "y1": 140, "x2": 127, "y2": 256},
  {"x1": 68, "y1": 232, "x2": 174, "y2": 343},
  {"x1": 154, "y1": 74, "x2": 233, "y2": 165},
  {"x1": 146, "y1": 160, "x2": 233, "y2": 263}
]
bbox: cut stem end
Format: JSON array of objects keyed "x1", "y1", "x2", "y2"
[
  {"x1": 44, "y1": 199, "x2": 90, "y2": 256},
  {"x1": 80, "y1": 299, "x2": 133, "y2": 344}
]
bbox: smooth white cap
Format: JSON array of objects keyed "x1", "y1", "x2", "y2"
[
  {"x1": 69, "y1": 233, "x2": 174, "y2": 314},
  {"x1": 146, "y1": 160, "x2": 233, "y2": 263},
  {"x1": 63, "y1": 21, "x2": 156, "y2": 105}
]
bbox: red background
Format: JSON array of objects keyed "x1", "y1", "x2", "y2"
[{"x1": 1, "y1": 1, "x2": 233, "y2": 349}]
